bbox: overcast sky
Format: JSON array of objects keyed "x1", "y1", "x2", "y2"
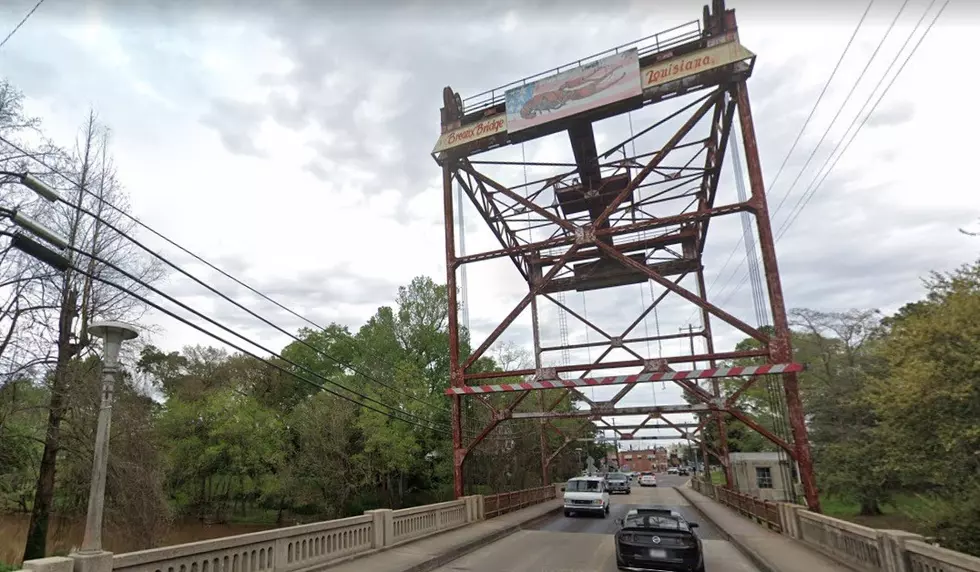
[{"x1": 1, "y1": 0, "x2": 974, "y2": 446}]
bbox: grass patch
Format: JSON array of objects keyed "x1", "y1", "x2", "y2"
[
  {"x1": 819, "y1": 493, "x2": 931, "y2": 534},
  {"x1": 0, "y1": 562, "x2": 20, "y2": 572}
]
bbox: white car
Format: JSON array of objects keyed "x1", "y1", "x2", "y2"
[
  {"x1": 639, "y1": 473, "x2": 658, "y2": 487},
  {"x1": 562, "y1": 476, "x2": 610, "y2": 518}
]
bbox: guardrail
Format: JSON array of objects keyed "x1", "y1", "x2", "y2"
[
  {"x1": 690, "y1": 477, "x2": 980, "y2": 572},
  {"x1": 484, "y1": 484, "x2": 558, "y2": 518},
  {"x1": 691, "y1": 477, "x2": 781, "y2": 532},
  {"x1": 40, "y1": 486, "x2": 554, "y2": 572}
]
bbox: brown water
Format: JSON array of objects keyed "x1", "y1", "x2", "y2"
[{"x1": 0, "y1": 513, "x2": 277, "y2": 564}]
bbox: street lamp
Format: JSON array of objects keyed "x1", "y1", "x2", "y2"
[{"x1": 79, "y1": 321, "x2": 139, "y2": 554}]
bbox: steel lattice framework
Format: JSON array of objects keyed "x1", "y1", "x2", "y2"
[{"x1": 433, "y1": 0, "x2": 821, "y2": 511}]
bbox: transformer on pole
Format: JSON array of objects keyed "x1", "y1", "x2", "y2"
[{"x1": 434, "y1": 0, "x2": 821, "y2": 512}]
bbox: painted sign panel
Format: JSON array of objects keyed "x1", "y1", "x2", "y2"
[
  {"x1": 640, "y1": 41, "x2": 755, "y2": 91},
  {"x1": 504, "y1": 48, "x2": 642, "y2": 134},
  {"x1": 432, "y1": 115, "x2": 508, "y2": 154}
]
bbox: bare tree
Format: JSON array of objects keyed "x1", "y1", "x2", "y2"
[{"x1": 21, "y1": 110, "x2": 165, "y2": 559}]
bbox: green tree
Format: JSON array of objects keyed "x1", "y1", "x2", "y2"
[{"x1": 867, "y1": 261, "x2": 980, "y2": 553}]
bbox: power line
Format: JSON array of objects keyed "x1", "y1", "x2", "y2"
[
  {"x1": 777, "y1": 0, "x2": 946, "y2": 239},
  {"x1": 64, "y1": 237, "x2": 448, "y2": 429},
  {"x1": 0, "y1": 230, "x2": 451, "y2": 434},
  {"x1": 714, "y1": 0, "x2": 947, "y2": 309},
  {"x1": 0, "y1": 0, "x2": 45, "y2": 50},
  {"x1": 0, "y1": 135, "x2": 444, "y2": 413},
  {"x1": 702, "y1": 0, "x2": 875, "y2": 307}
]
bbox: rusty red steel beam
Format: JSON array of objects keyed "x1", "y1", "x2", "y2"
[
  {"x1": 461, "y1": 163, "x2": 578, "y2": 234},
  {"x1": 463, "y1": 348, "x2": 769, "y2": 381},
  {"x1": 448, "y1": 363, "x2": 802, "y2": 395},
  {"x1": 461, "y1": 241, "x2": 582, "y2": 372},
  {"x1": 453, "y1": 202, "x2": 751, "y2": 267},
  {"x1": 733, "y1": 80, "x2": 819, "y2": 511},
  {"x1": 512, "y1": 403, "x2": 712, "y2": 420},
  {"x1": 454, "y1": 170, "x2": 528, "y2": 280},
  {"x1": 591, "y1": 90, "x2": 724, "y2": 230},
  {"x1": 539, "y1": 329, "x2": 700, "y2": 353},
  {"x1": 595, "y1": 239, "x2": 769, "y2": 343}
]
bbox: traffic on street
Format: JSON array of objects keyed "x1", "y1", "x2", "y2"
[{"x1": 434, "y1": 474, "x2": 760, "y2": 572}]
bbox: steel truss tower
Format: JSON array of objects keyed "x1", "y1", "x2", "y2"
[{"x1": 433, "y1": 0, "x2": 821, "y2": 512}]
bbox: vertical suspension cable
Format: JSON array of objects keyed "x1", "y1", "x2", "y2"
[
  {"x1": 629, "y1": 110, "x2": 659, "y2": 406},
  {"x1": 456, "y1": 180, "x2": 470, "y2": 333},
  {"x1": 731, "y1": 126, "x2": 795, "y2": 500}
]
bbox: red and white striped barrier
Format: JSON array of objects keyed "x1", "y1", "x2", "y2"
[{"x1": 445, "y1": 363, "x2": 803, "y2": 395}]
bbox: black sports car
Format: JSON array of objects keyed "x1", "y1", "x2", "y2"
[{"x1": 614, "y1": 507, "x2": 705, "y2": 572}]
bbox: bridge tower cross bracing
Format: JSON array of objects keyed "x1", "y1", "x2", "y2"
[{"x1": 434, "y1": 0, "x2": 820, "y2": 512}]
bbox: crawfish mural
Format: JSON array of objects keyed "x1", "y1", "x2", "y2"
[{"x1": 518, "y1": 57, "x2": 632, "y2": 120}]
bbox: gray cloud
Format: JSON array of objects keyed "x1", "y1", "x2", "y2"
[
  {"x1": 200, "y1": 99, "x2": 268, "y2": 157},
  {"x1": 864, "y1": 99, "x2": 915, "y2": 128}
]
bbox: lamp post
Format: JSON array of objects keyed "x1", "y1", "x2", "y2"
[{"x1": 80, "y1": 321, "x2": 138, "y2": 554}]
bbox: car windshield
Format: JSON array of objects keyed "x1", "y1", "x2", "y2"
[
  {"x1": 607, "y1": 473, "x2": 627, "y2": 481},
  {"x1": 566, "y1": 479, "x2": 602, "y2": 492}
]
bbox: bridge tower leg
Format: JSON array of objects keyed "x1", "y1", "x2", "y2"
[
  {"x1": 732, "y1": 81, "x2": 820, "y2": 513},
  {"x1": 443, "y1": 160, "x2": 467, "y2": 499}
]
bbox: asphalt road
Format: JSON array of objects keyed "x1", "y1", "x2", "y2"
[
  {"x1": 531, "y1": 474, "x2": 725, "y2": 540},
  {"x1": 433, "y1": 474, "x2": 759, "y2": 572}
]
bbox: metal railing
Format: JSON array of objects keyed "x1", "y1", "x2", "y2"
[
  {"x1": 460, "y1": 20, "x2": 703, "y2": 115},
  {"x1": 484, "y1": 484, "x2": 558, "y2": 518},
  {"x1": 691, "y1": 477, "x2": 781, "y2": 532},
  {"x1": 690, "y1": 477, "x2": 980, "y2": 572}
]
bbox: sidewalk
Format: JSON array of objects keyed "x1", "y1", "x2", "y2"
[
  {"x1": 326, "y1": 500, "x2": 562, "y2": 572},
  {"x1": 677, "y1": 485, "x2": 851, "y2": 572}
]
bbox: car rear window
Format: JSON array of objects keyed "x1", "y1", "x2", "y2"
[
  {"x1": 623, "y1": 515, "x2": 688, "y2": 530},
  {"x1": 607, "y1": 473, "x2": 627, "y2": 480}
]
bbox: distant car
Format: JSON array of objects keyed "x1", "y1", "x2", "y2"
[
  {"x1": 678, "y1": 467, "x2": 689, "y2": 476},
  {"x1": 606, "y1": 472, "x2": 631, "y2": 494},
  {"x1": 639, "y1": 473, "x2": 657, "y2": 487},
  {"x1": 614, "y1": 506, "x2": 705, "y2": 572},
  {"x1": 562, "y1": 476, "x2": 610, "y2": 518},
  {"x1": 667, "y1": 467, "x2": 678, "y2": 475}
]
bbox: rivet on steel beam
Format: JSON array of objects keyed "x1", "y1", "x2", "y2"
[
  {"x1": 574, "y1": 225, "x2": 596, "y2": 245},
  {"x1": 533, "y1": 367, "x2": 557, "y2": 382},
  {"x1": 641, "y1": 358, "x2": 669, "y2": 373}
]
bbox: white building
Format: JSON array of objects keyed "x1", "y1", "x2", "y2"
[{"x1": 728, "y1": 452, "x2": 800, "y2": 502}]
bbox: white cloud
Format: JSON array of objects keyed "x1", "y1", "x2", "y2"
[{"x1": 0, "y1": 0, "x2": 973, "y2": 443}]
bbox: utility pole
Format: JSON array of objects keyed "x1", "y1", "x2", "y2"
[
  {"x1": 679, "y1": 324, "x2": 698, "y2": 369},
  {"x1": 75, "y1": 321, "x2": 138, "y2": 570}
]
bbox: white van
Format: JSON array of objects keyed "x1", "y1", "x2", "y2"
[{"x1": 562, "y1": 476, "x2": 610, "y2": 517}]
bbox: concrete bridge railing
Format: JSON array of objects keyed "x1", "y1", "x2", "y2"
[
  {"x1": 15, "y1": 485, "x2": 559, "y2": 572},
  {"x1": 691, "y1": 478, "x2": 980, "y2": 572}
]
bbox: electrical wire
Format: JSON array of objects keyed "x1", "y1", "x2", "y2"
[
  {"x1": 0, "y1": 0, "x2": 45, "y2": 50},
  {"x1": 776, "y1": 0, "x2": 945, "y2": 239},
  {"x1": 0, "y1": 136, "x2": 444, "y2": 413},
  {"x1": 702, "y1": 0, "x2": 875, "y2": 305},
  {"x1": 62, "y1": 237, "x2": 446, "y2": 428},
  {"x1": 0, "y1": 231, "x2": 452, "y2": 434},
  {"x1": 713, "y1": 0, "x2": 946, "y2": 308}
]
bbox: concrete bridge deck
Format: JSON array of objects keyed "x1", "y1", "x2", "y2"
[{"x1": 328, "y1": 475, "x2": 844, "y2": 572}]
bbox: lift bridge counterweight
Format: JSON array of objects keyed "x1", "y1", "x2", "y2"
[{"x1": 437, "y1": 0, "x2": 821, "y2": 513}]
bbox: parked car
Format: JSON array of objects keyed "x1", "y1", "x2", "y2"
[
  {"x1": 562, "y1": 476, "x2": 610, "y2": 517},
  {"x1": 615, "y1": 506, "x2": 705, "y2": 572},
  {"x1": 678, "y1": 466, "x2": 690, "y2": 476},
  {"x1": 606, "y1": 472, "x2": 631, "y2": 494}
]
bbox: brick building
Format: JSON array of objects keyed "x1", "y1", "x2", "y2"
[{"x1": 606, "y1": 446, "x2": 670, "y2": 473}]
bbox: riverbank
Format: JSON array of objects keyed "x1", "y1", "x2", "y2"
[{"x1": 0, "y1": 513, "x2": 279, "y2": 564}]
